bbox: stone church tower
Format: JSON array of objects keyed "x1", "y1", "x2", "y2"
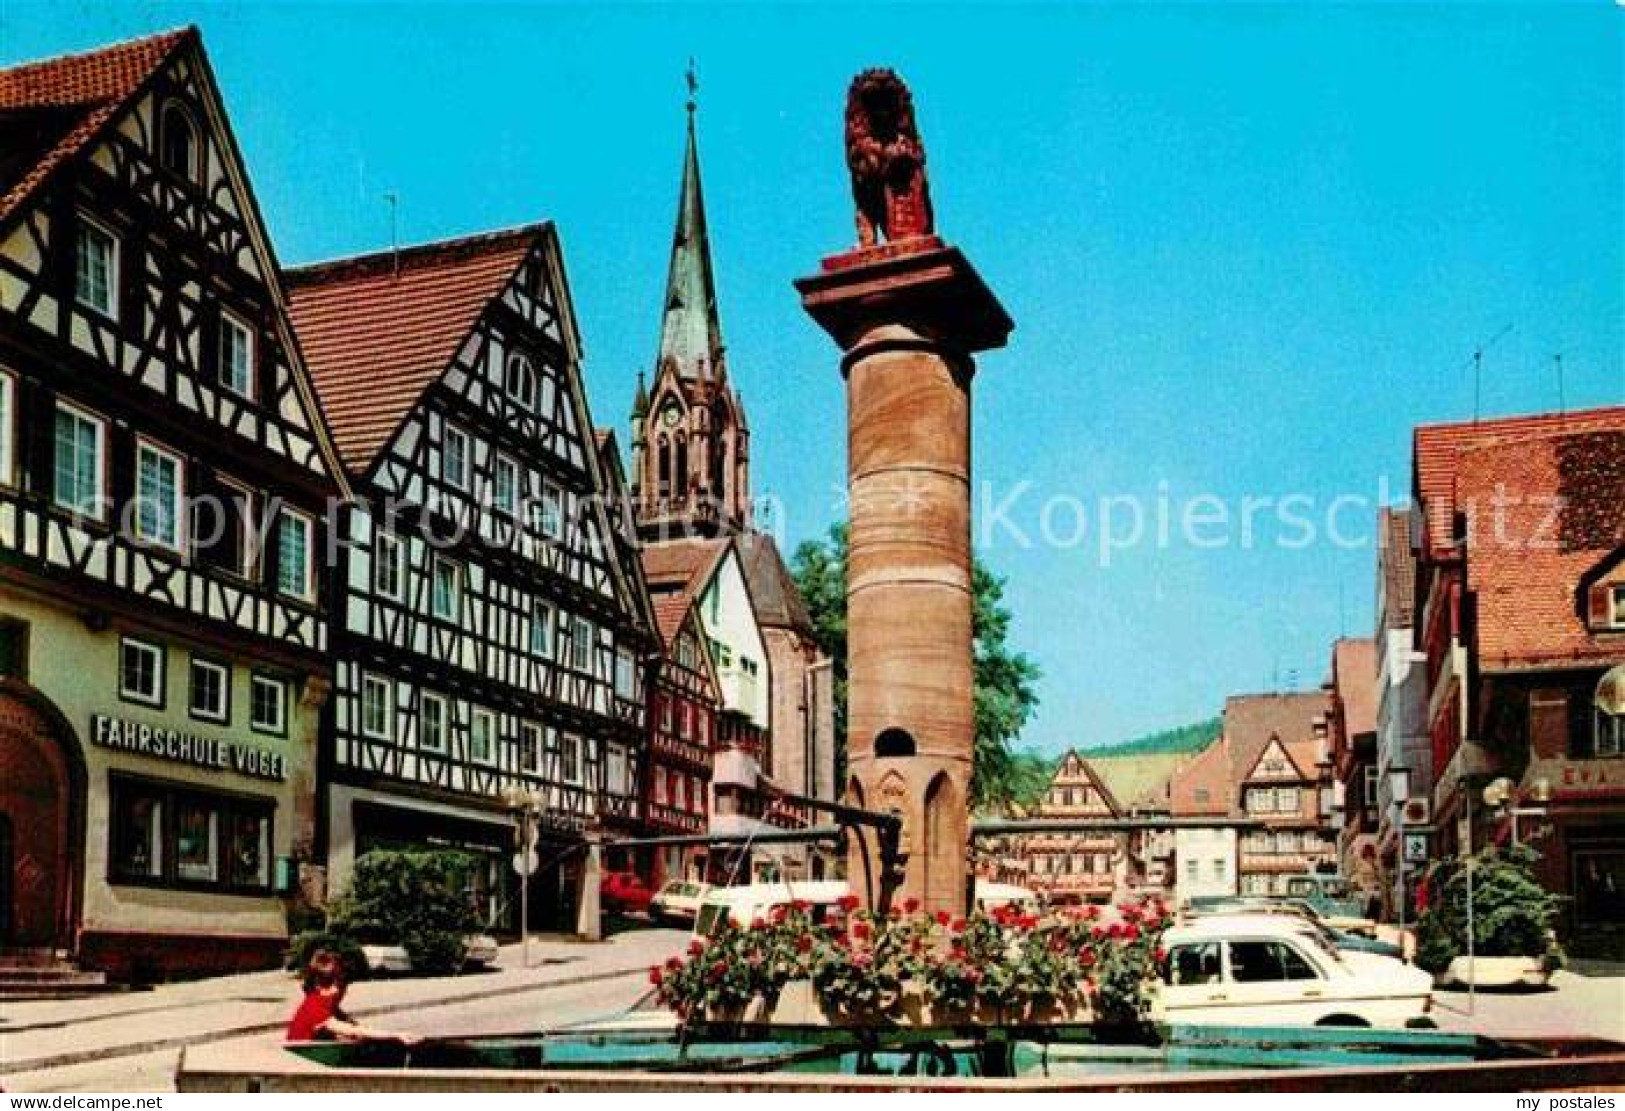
[
  {"x1": 632, "y1": 86, "x2": 838, "y2": 857},
  {"x1": 629, "y1": 90, "x2": 749, "y2": 540}
]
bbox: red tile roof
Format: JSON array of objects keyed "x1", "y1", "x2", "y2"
[
  {"x1": 1331, "y1": 638, "x2": 1377, "y2": 737},
  {"x1": 1378, "y1": 506, "x2": 1417, "y2": 631},
  {"x1": 1168, "y1": 736, "x2": 1233, "y2": 817},
  {"x1": 1459, "y1": 430, "x2": 1625, "y2": 671},
  {"x1": 0, "y1": 29, "x2": 191, "y2": 226},
  {"x1": 641, "y1": 537, "x2": 732, "y2": 647},
  {"x1": 1222, "y1": 690, "x2": 1328, "y2": 799},
  {"x1": 1413, "y1": 406, "x2": 1625, "y2": 556},
  {"x1": 286, "y1": 226, "x2": 541, "y2": 472}
]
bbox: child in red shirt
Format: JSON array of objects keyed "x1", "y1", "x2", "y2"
[{"x1": 286, "y1": 949, "x2": 422, "y2": 1044}]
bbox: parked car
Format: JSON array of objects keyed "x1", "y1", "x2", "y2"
[
  {"x1": 1156, "y1": 917, "x2": 1433, "y2": 1028},
  {"x1": 601, "y1": 871, "x2": 654, "y2": 915},
  {"x1": 649, "y1": 880, "x2": 711, "y2": 926},
  {"x1": 1184, "y1": 898, "x2": 1403, "y2": 960},
  {"x1": 1281, "y1": 873, "x2": 1378, "y2": 935},
  {"x1": 361, "y1": 933, "x2": 500, "y2": 975}
]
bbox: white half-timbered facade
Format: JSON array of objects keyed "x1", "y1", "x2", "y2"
[
  {"x1": 288, "y1": 225, "x2": 653, "y2": 932},
  {"x1": 0, "y1": 29, "x2": 347, "y2": 977}
]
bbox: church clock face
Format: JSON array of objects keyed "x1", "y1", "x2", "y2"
[{"x1": 661, "y1": 404, "x2": 681, "y2": 429}]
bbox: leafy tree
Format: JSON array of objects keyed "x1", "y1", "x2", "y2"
[{"x1": 790, "y1": 522, "x2": 1041, "y2": 811}]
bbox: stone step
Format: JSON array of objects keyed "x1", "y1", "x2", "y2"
[
  {"x1": 0, "y1": 947, "x2": 64, "y2": 968},
  {"x1": 0, "y1": 966, "x2": 108, "y2": 983}
]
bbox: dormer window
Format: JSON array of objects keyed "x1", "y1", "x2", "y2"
[
  {"x1": 160, "y1": 104, "x2": 198, "y2": 181},
  {"x1": 1585, "y1": 582, "x2": 1625, "y2": 630}
]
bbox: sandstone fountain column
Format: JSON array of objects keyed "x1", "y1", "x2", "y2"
[{"x1": 795, "y1": 69, "x2": 1012, "y2": 918}]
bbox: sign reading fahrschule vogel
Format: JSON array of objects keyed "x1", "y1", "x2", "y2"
[{"x1": 90, "y1": 713, "x2": 288, "y2": 782}]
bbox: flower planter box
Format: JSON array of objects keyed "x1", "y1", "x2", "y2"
[
  {"x1": 707, "y1": 981, "x2": 1098, "y2": 1029},
  {"x1": 1439, "y1": 956, "x2": 1552, "y2": 989}
]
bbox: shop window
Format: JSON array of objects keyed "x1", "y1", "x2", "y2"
[
  {"x1": 119, "y1": 637, "x2": 165, "y2": 707},
  {"x1": 109, "y1": 775, "x2": 273, "y2": 894},
  {"x1": 1573, "y1": 848, "x2": 1625, "y2": 926}
]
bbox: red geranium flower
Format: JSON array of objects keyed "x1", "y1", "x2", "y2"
[
  {"x1": 950, "y1": 917, "x2": 967, "y2": 933},
  {"x1": 837, "y1": 894, "x2": 860, "y2": 912},
  {"x1": 688, "y1": 939, "x2": 705, "y2": 956},
  {"x1": 648, "y1": 966, "x2": 664, "y2": 985},
  {"x1": 796, "y1": 935, "x2": 814, "y2": 953},
  {"x1": 852, "y1": 920, "x2": 872, "y2": 941},
  {"x1": 902, "y1": 897, "x2": 921, "y2": 914},
  {"x1": 935, "y1": 910, "x2": 951, "y2": 927}
]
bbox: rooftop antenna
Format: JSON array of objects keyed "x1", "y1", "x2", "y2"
[
  {"x1": 1554, "y1": 352, "x2": 1565, "y2": 416},
  {"x1": 1467, "y1": 323, "x2": 1514, "y2": 423},
  {"x1": 383, "y1": 191, "x2": 400, "y2": 279}
]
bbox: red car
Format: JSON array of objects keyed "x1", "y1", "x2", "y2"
[{"x1": 600, "y1": 871, "x2": 653, "y2": 915}]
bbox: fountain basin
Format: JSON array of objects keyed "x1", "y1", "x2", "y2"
[{"x1": 177, "y1": 1022, "x2": 1625, "y2": 1092}]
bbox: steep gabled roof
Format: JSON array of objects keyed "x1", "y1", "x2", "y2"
[
  {"x1": 0, "y1": 28, "x2": 190, "y2": 228},
  {"x1": 286, "y1": 225, "x2": 541, "y2": 472},
  {"x1": 1221, "y1": 691, "x2": 1328, "y2": 802},
  {"x1": 1413, "y1": 406, "x2": 1625, "y2": 555},
  {"x1": 736, "y1": 531, "x2": 813, "y2": 634},
  {"x1": 641, "y1": 536, "x2": 733, "y2": 647},
  {"x1": 1088, "y1": 751, "x2": 1189, "y2": 813}
]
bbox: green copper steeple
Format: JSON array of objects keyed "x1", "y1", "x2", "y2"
[{"x1": 655, "y1": 68, "x2": 724, "y2": 382}]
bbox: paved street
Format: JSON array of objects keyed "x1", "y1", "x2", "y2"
[
  {"x1": 1428, "y1": 961, "x2": 1625, "y2": 1043},
  {"x1": 1, "y1": 928, "x2": 685, "y2": 1093}
]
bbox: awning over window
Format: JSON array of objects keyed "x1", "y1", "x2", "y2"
[{"x1": 1595, "y1": 665, "x2": 1625, "y2": 717}]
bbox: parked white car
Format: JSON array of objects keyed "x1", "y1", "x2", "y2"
[
  {"x1": 361, "y1": 933, "x2": 500, "y2": 975},
  {"x1": 649, "y1": 880, "x2": 712, "y2": 926},
  {"x1": 1156, "y1": 917, "x2": 1432, "y2": 1029}
]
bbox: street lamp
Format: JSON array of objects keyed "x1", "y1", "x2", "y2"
[
  {"x1": 1386, "y1": 766, "x2": 1411, "y2": 946},
  {"x1": 503, "y1": 785, "x2": 543, "y2": 969},
  {"x1": 1483, "y1": 776, "x2": 1551, "y2": 846}
]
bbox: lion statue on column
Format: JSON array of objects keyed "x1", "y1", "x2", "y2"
[{"x1": 845, "y1": 68, "x2": 935, "y2": 247}]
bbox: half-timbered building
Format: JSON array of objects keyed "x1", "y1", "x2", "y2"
[
  {"x1": 644, "y1": 572, "x2": 719, "y2": 888},
  {"x1": 287, "y1": 224, "x2": 653, "y2": 933},
  {"x1": 0, "y1": 29, "x2": 348, "y2": 977}
]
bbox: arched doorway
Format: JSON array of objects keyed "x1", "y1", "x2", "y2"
[{"x1": 0, "y1": 685, "x2": 83, "y2": 950}]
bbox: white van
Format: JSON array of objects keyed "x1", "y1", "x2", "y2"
[{"x1": 690, "y1": 880, "x2": 1039, "y2": 940}]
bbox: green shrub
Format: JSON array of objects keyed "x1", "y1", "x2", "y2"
[
  {"x1": 285, "y1": 930, "x2": 369, "y2": 982},
  {"x1": 323, "y1": 849, "x2": 482, "y2": 976},
  {"x1": 1413, "y1": 844, "x2": 1563, "y2": 974}
]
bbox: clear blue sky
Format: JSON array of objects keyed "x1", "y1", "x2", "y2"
[{"x1": 6, "y1": 2, "x2": 1620, "y2": 754}]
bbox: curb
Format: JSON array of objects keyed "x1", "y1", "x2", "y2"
[{"x1": 2, "y1": 963, "x2": 652, "y2": 1077}]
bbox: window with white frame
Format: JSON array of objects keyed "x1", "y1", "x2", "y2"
[
  {"x1": 1277, "y1": 787, "x2": 1300, "y2": 814},
  {"x1": 505, "y1": 353, "x2": 537, "y2": 412},
  {"x1": 1612, "y1": 586, "x2": 1625, "y2": 628},
  {"x1": 0, "y1": 372, "x2": 14, "y2": 486},
  {"x1": 614, "y1": 647, "x2": 636, "y2": 700},
  {"x1": 135, "y1": 441, "x2": 185, "y2": 551},
  {"x1": 218, "y1": 311, "x2": 255, "y2": 398},
  {"x1": 374, "y1": 531, "x2": 404, "y2": 601},
  {"x1": 188, "y1": 657, "x2": 229, "y2": 723},
  {"x1": 530, "y1": 600, "x2": 553, "y2": 657},
  {"x1": 119, "y1": 637, "x2": 165, "y2": 707},
  {"x1": 470, "y1": 708, "x2": 495, "y2": 765},
  {"x1": 75, "y1": 217, "x2": 118, "y2": 318},
  {"x1": 570, "y1": 616, "x2": 592, "y2": 672},
  {"x1": 250, "y1": 674, "x2": 287, "y2": 735},
  {"x1": 493, "y1": 455, "x2": 519, "y2": 516},
  {"x1": 561, "y1": 732, "x2": 581, "y2": 783},
  {"x1": 361, "y1": 673, "x2": 393, "y2": 740},
  {"x1": 442, "y1": 425, "x2": 469, "y2": 490},
  {"x1": 275, "y1": 508, "x2": 314, "y2": 601},
  {"x1": 538, "y1": 482, "x2": 563, "y2": 540},
  {"x1": 419, "y1": 693, "x2": 447, "y2": 752},
  {"x1": 53, "y1": 402, "x2": 106, "y2": 519},
  {"x1": 431, "y1": 557, "x2": 461, "y2": 621},
  {"x1": 519, "y1": 722, "x2": 541, "y2": 774}
]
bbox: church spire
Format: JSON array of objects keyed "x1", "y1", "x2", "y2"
[{"x1": 656, "y1": 60, "x2": 724, "y2": 383}]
